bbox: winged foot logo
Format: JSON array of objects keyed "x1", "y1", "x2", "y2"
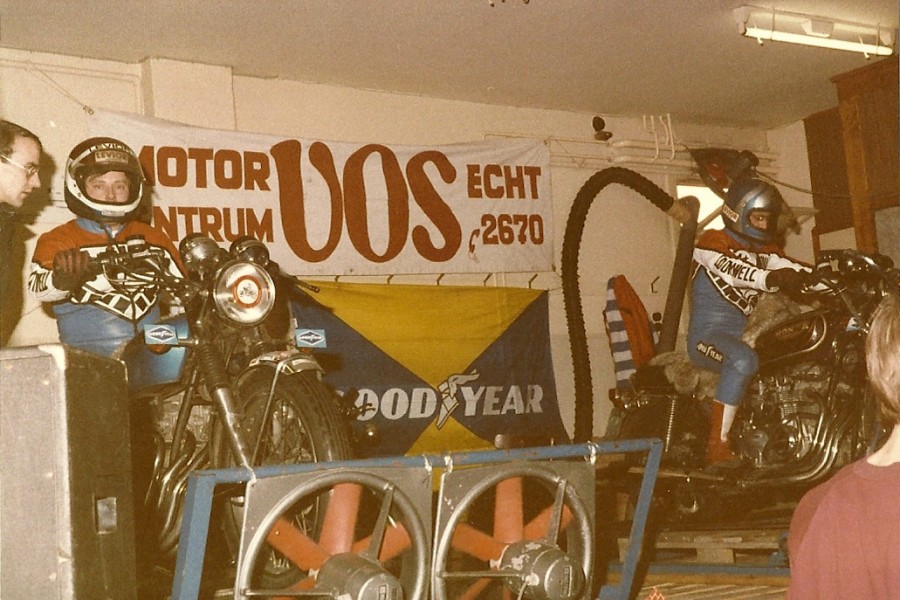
[
  {"x1": 295, "y1": 329, "x2": 327, "y2": 348},
  {"x1": 353, "y1": 369, "x2": 546, "y2": 430},
  {"x1": 144, "y1": 324, "x2": 177, "y2": 345}
]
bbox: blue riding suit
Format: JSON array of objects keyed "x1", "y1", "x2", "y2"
[
  {"x1": 688, "y1": 228, "x2": 809, "y2": 406},
  {"x1": 28, "y1": 217, "x2": 182, "y2": 357}
]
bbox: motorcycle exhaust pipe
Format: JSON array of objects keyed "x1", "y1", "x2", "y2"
[
  {"x1": 155, "y1": 433, "x2": 198, "y2": 511},
  {"x1": 157, "y1": 447, "x2": 209, "y2": 555},
  {"x1": 144, "y1": 434, "x2": 168, "y2": 508}
]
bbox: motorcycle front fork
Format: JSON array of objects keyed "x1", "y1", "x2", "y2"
[
  {"x1": 196, "y1": 341, "x2": 254, "y2": 469},
  {"x1": 196, "y1": 343, "x2": 306, "y2": 470}
]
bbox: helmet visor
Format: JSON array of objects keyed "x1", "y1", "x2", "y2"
[{"x1": 747, "y1": 209, "x2": 776, "y2": 235}]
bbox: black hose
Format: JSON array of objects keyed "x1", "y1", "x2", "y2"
[
  {"x1": 561, "y1": 167, "x2": 684, "y2": 442},
  {"x1": 657, "y1": 196, "x2": 699, "y2": 353}
]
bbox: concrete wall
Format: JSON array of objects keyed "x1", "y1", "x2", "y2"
[{"x1": 0, "y1": 47, "x2": 817, "y2": 439}]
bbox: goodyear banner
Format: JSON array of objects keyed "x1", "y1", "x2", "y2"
[
  {"x1": 89, "y1": 110, "x2": 553, "y2": 276},
  {"x1": 290, "y1": 281, "x2": 569, "y2": 456}
]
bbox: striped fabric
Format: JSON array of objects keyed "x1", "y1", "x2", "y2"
[{"x1": 603, "y1": 275, "x2": 658, "y2": 390}]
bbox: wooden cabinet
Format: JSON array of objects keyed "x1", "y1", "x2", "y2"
[
  {"x1": 804, "y1": 107, "x2": 852, "y2": 238},
  {"x1": 805, "y1": 57, "x2": 898, "y2": 254},
  {"x1": 831, "y1": 57, "x2": 899, "y2": 253}
]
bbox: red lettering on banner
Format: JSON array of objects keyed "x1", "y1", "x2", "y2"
[
  {"x1": 158, "y1": 146, "x2": 188, "y2": 187},
  {"x1": 188, "y1": 148, "x2": 213, "y2": 188},
  {"x1": 466, "y1": 164, "x2": 542, "y2": 199},
  {"x1": 214, "y1": 149, "x2": 242, "y2": 190},
  {"x1": 344, "y1": 144, "x2": 408, "y2": 263},
  {"x1": 153, "y1": 206, "x2": 273, "y2": 242},
  {"x1": 176, "y1": 207, "x2": 198, "y2": 235},
  {"x1": 270, "y1": 139, "x2": 343, "y2": 263},
  {"x1": 503, "y1": 165, "x2": 524, "y2": 198},
  {"x1": 243, "y1": 152, "x2": 271, "y2": 191},
  {"x1": 483, "y1": 163, "x2": 504, "y2": 199},
  {"x1": 139, "y1": 146, "x2": 272, "y2": 191},
  {"x1": 270, "y1": 139, "x2": 463, "y2": 265},
  {"x1": 407, "y1": 151, "x2": 461, "y2": 262},
  {"x1": 466, "y1": 164, "x2": 481, "y2": 198}
]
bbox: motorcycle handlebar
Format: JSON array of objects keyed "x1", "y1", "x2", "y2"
[
  {"x1": 92, "y1": 236, "x2": 169, "y2": 269},
  {"x1": 804, "y1": 249, "x2": 899, "y2": 296}
]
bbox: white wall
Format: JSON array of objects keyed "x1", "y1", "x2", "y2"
[{"x1": 0, "y1": 47, "x2": 815, "y2": 440}]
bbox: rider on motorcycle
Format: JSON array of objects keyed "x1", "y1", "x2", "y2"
[
  {"x1": 28, "y1": 137, "x2": 183, "y2": 357},
  {"x1": 688, "y1": 177, "x2": 809, "y2": 465}
]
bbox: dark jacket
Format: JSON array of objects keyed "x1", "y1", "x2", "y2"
[{"x1": 0, "y1": 206, "x2": 19, "y2": 335}]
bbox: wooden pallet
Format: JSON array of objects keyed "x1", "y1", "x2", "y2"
[
  {"x1": 619, "y1": 528, "x2": 785, "y2": 565},
  {"x1": 634, "y1": 582, "x2": 788, "y2": 599}
]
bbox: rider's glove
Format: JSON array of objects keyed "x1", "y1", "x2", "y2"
[
  {"x1": 766, "y1": 268, "x2": 804, "y2": 294},
  {"x1": 52, "y1": 248, "x2": 93, "y2": 292}
]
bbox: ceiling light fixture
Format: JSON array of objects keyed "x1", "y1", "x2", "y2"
[{"x1": 733, "y1": 6, "x2": 895, "y2": 57}]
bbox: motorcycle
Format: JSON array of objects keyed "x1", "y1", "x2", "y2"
[
  {"x1": 606, "y1": 247, "x2": 898, "y2": 522},
  {"x1": 92, "y1": 233, "x2": 354, "y2": 591}
]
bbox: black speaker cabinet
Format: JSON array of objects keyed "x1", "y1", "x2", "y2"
[{"x1": 0, "y1": 344, "x2": 136, "y2": 599}]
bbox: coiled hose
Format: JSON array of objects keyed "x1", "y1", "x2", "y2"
[{"x1": 561, "y1": 167, "x2": 698, "y2": 442}]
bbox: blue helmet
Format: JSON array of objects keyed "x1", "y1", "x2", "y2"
[{"x1": 722, "y1": 178, "x2": 782, "y2": 243}]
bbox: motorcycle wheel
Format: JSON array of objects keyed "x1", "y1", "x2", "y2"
[{"x1": 210, "y1": 367, "x2": 353, "y2": 590}]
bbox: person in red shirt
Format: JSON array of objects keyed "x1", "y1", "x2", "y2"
[
  {"x1": 787, "y1": 292, "x2": 900, "y2": 599},
  {"x1": 28, "y1": 137, "x2": 182, "y2": 356}
]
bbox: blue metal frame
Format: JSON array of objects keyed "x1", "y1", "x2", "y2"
[
  {"x1": 171, "y1": 438, "x2": 662, "y2": 600},
  {"x1": 596, "y1": 440, "x2": 662, "y2": 600}
]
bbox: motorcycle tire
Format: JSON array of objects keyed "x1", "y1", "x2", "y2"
[{"x1": 209, "y1": 367, "x2": 353, "y2": 590}]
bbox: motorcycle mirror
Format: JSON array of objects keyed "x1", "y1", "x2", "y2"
[
  {"x1": 229, "y1": 235, "x2": 270, "y2": 267},
  {"x1": 180, "y1": 234, "x2": 224, "y2": 275}
]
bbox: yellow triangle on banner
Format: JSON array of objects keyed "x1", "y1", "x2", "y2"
[
  {"x1": 303, "y1": 280, "x2": 541, "y2": 387},
  {"x1": 404, "y1": 417, "x2": 494, "y2": 455}
]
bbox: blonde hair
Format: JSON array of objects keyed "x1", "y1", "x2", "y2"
[{"x1": 866, "y1": 293, "x2": 900, "y2": 425}]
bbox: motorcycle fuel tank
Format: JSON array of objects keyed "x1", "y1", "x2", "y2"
[
  {"x1": 121, "y1": 313, "x2": 191, "y2": 392},
  {"x1": 755, "y1": 310, "x2": 829, "y2": 371}
]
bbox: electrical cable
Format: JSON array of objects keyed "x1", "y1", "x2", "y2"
[{"x1": 756, "y1": 171, "x2": 853, "y2": 202}]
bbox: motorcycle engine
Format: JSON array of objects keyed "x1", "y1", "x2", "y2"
[{"x1": 730, "y1": 362, "x2": 833, "y2": 468}]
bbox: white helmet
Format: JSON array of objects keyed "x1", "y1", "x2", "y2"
[{"x1": 64, "y1": 137, "x2": 145, "y2": 222}]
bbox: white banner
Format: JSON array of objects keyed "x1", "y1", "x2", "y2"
[{"x1": 89, "y1": 111, "x2": 553, "y2": 276}]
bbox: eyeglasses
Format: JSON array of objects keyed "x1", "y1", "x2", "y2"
[
  {"x1": 1, "y1": 154, "x2": 40, "y2": 178},
  {"x1": 0, "y1": 154, "x2": 40, "y2": 177}
]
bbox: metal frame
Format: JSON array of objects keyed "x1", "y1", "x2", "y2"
[
  {"x1": 431, "y1": 461, "x2": 595, "y2": 600},
  {"x1": 170, "y1": 438, "x2": 663, "y2": 600},
  {"x1": 236, "y1": 466, "x2": 433, "y2": 599}
]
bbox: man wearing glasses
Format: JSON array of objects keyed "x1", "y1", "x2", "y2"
[{"x1": 0, "y1": 120, "x2": 42, "y2": 332}]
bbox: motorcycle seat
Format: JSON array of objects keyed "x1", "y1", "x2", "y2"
[
  {"x1": 631, "y1": 364, "x2": 678, "y2": 394},
  {"x1": 640, "y1": 351, "x2": 719, "y2": 400}
]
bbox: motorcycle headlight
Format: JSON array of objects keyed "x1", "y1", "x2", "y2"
[{"x1": 213, "y1": 261, "x2": 275, "y2": 326}]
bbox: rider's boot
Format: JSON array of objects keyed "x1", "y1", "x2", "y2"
[{"x1": 706, "y1": 400, "x2": 738, "y2": 465}]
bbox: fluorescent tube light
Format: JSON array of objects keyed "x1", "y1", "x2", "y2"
[{"x1": 733, "y1": 6, "x2": 895, "y2": 57}]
